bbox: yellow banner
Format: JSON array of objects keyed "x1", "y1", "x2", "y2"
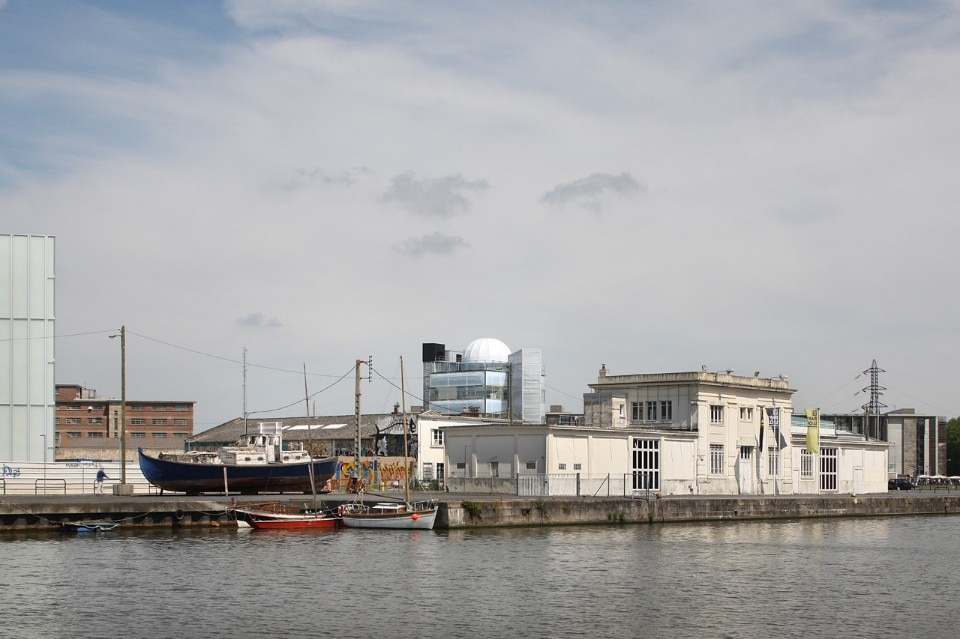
[{"x1": 805, "y1": 408, "x2": 820, "y2": 454}]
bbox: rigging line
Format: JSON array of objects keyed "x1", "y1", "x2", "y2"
[
  {"x1": 369, "y1": 363, "x2": 426, "y2": 408},
  {"x1": 0, "y1": 329, "x2": 117, "y2": 342},
  {"x1": 125, "y1": 329, "x2": 343, "y2": 378},
  {"x1": 544, "y1": 383, "x2": 583, "y2": 402},
  {"x1": 247, "y1": 363, "x2": 358, "y2": 416}
]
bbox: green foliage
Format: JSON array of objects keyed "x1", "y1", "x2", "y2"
[
  {"x1": 461, "y1": 500, "x2": 483, "y2": 520},
  {"x1": 535, "y1": 498, "x2": 549, "y2": 517},
  {"x1": 947, "y1": 418, "x2": 960, "y2": 475}
]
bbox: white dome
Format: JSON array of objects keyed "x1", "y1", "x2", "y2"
[{"x1": 462, "y1": 337, "x2": 511, "y2": 363}]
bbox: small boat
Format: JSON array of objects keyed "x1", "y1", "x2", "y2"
[
  {"x1": 340, "y1": 499, "x2": 439, "y2": 529},
  {"x1": 61, "y1": 520, "x2": 119, "y2": 533},
  {"x1": 138, "y1": 422, "x2": 338, "y2": 495},
  {"x1": 340, "y1": 357, "x2": 439, "y2": 530},
  {"x1": 234, "y1": 501, "x2": 341, "y2": 530}
]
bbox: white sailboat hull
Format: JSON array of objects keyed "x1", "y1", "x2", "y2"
[{"x1": 340, "y1": 502, "x2": 438, "y2": 530}]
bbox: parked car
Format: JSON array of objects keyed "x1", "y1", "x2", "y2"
[{"x1": 888, "y1": 478, "x2": 914, "y2": 491}]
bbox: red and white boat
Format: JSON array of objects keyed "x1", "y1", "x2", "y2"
[{"x1": 234, "y1": 502, "x2": 341, "y2": 530}]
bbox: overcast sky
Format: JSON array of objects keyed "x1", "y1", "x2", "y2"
[{"x1": 3, "y1": 0, "x2": 958, "y2": 431}]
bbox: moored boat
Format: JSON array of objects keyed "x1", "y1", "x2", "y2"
[
  {"x1": 340, "y1": 357, "x2": 439, "y2": 530},
  {"x1": 138, "y1": 422, "x2": 338, "y2": 495},
  {"x1": 340, "y1": 499, "x2": 438, "y2": 529},
  {"x1": 234, "y1": 501, "x2": 341, "y2": 530},
  {"x1": 61, "y1": 520, "x2": 119, "y2": 533}
]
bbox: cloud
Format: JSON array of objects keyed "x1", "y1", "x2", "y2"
[
  {"x1": 393, "y1": 232, "x2": 470, "y2": 257},
  {"x1": 541, "y1": 172, "x2": 646, "y2": 213},
  {"x1": 237, "y1": 312, "x2": 282, "y2": 328},
  {"x1": 381, "y1": 173, "x2": 489, "y2": 218},
  {"x1": 281, "y1": 166, "x2": 371, "y2": 190}
]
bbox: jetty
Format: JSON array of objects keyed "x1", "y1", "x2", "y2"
[{"x1": 2, "y1": 491, "x2": 959, "y2": 531}]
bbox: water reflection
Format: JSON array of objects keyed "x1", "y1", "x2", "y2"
[{"x1": 2, "y1": 516, "x2": 957, "y2": 638}]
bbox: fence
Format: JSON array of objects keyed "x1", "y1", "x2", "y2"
[
  {"x1": 0, "y1": 460, "x2": 152, "y2": 495},
  {"x1": 444, "y1": 473, "x2": 658, "y2": 498}
]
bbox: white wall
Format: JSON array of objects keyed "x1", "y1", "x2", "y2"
[{"x1": 0, "y1": 235, "x2": 56, "y2": 463}]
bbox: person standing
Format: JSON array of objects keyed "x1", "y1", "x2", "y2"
[{"x1": 95, "y1": 469, "x2": 110, "y2": 495}]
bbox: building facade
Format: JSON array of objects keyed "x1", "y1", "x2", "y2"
[
  {"x1": 441, "y1": 366, "x2": 889, "y2": 496},
  {"x1": 55, "y1": 384, "x2": 195, "y2": 461},
  {"x1": 0, "y1": 234, "x2": 56, "y2": 463},
  {"x1": 421, "y1": 338, "x2": 545, "y2": 423}
]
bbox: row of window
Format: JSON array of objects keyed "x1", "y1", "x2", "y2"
[
  {"x1": 58, "y1": 418, "x2": 190, "y2": 426},
  {"x1": 61, "y1": 404, "x2": 191, "y2": 411},
  {"x1": 630, "y1": 400, "x2": 673, "y2": 421},
  {"x1": 64, "y1": 432, "x2": 188, "y2": 439}
]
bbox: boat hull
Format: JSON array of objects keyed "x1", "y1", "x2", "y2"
[
  {"x1": 138, "y1": 448, "x2": 338, "y2": 494},
  {"x1": 340, "y1": 503, "x2": 438, "y2": 530},
  {"x1": 238, "y1": 512, "x2": 341, "y2": 530}
]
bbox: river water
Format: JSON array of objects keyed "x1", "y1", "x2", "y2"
[{"x1": 1, "y1": 515, "x2": 956, "y2": 639}]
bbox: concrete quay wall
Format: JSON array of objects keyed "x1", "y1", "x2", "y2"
[
  {"x1": 3, "y1": 493, "x2": 959, "y2": 531},
  {"x1": 439, "y1": 494, "x2": 960, "y2": 528}
]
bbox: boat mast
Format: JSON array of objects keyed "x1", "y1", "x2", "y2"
[
  {"x1": 400, "y1": 356, "x2": 410, "y2": 505},
  {"x1": 353, "y1": 359, "x2": 363, "y2": 491}
]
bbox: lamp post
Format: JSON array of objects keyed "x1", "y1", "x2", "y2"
[{"x1": 109, "y1": 325, "x2": 127, "y2": 486}]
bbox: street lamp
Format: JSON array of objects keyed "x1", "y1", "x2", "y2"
[{"x1": 109, "y1": 325, "x2": 126, "y2": 486}]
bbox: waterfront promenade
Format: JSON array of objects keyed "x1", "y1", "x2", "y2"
[{"x1": 2, "y1": 490, "x2": 959, "y2": 531}]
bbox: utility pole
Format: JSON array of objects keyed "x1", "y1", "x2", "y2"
[{"x1": 861, "y1": 359, "x2": 887, "y2": 440}]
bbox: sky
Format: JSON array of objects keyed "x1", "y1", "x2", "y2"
[{"x1": 2, "y1": 0, "x2": 958, "y2": 431}]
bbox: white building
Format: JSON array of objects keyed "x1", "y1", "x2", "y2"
[
  {"x1": 1, "y1": 234, "x2": 56, "y2": 463},
  {"x1": 441, "y1": 366, "x2": 889, "y2": 496}
]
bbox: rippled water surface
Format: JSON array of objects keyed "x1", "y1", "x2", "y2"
[{"x1": 2, "y1": 516, "x2": 957, "y2": 638}]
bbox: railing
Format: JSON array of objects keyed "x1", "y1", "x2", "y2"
[
  {"x1": 34, "y1": 478, "x2": 67, "y2": 494},
  {"x1": 443, "y1": 473, "x2": 660, "y2": 498}
]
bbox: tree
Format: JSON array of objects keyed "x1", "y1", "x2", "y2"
[{"x1": 947, "y1": 418, "x2": 960, "y2": 476}]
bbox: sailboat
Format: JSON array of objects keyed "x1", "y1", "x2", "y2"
[{"x1": 340, "y1": 357, "x2": 439, "y2": 530}]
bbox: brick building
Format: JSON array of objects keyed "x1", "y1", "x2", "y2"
[{"x1": 55, "y1": 384, "x2": 194, "y2": 461}]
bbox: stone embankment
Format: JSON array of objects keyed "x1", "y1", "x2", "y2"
[
  {"x1": 440, "y1": 493, "x2": 960, "y2": 528},
  {"x1": 2, "y1": 492, "x2": 959, "y2": 531}
]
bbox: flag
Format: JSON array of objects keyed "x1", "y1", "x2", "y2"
[
  {"x1": 766, "y1": 407, "x2": 780, "y2": 448},
  {"x1": 806, "y1": 408, "x2": 820, "y2": 454},
  {"x1": 758, "y1": 407, "x2": 765, "y2": 450}
]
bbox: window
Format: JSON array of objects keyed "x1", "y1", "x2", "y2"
[
  {"x1": 710, "y1": 444, "x2": 724, "y2": 474},
  {"x1": 65, "y1": 417, "x2": 82, "y2": 425},
  {"x1": 768, "y1": 447, "x2": 779, "y2": 475},
  {"x1": 66, "y1": 431, "x2": 82, "y2": 438},
  {"x1": 152, "y1": 432, "x2": 167, "y2": 439},
  {"x1": 456, "y1": 462, "x2": 465, "y2": 470},
  {"x1": 820, "y1": 448, "x2": 837, "y2": 491},
  {"x1": 173, "y1": 419, "x2": 188, "y2": 426},
  {"x1": 660, "y1": 401, "x2": 672, "y2": 420},
  {"x1": 740, "y1": 407, "x2": 754, "y2": 421},
  {"x1": 558, "y1": 463, "x2": 566, "y2": 470},
  {"x1": 172, "y1": 433, "x2": 187, "y2": 439},
  {"x1": 88, "y1": 432, "x2": 103, "y2": 438},
  {"x1": 130, "y1": 418, "x2": 146, "y2": 425},
  {"x1": 710, "y1": 405, "x2": 724, "y2": 425},
  {"x1": 740, "y1": 446, "x2": 753, "y2": 460},
  {"x1": 431, "y1": 429, "x2": 444, "y2": 446},
  {"x1": 526, "y1": 461, "x2": 537, "y2": 470},
  {"x1": 573, "y1": 463, "x2": 582, "y2": 470},
  {"x1": 130, "y1": 432, "x2": 146, "y2": 439},
  {"x1": 632, "y1": 439, "x2": 660, "y2": 490},
  {"x1": 436, "y1": 462, "x2": 445, "y2": 483},
  {"x1": 88, "y1": 417, "x2": 103, "y2": 425},
  {"x1": 646, "y1": 401, "x2": 657, "y2": 421},
  {"x1": 801, "y1": 451, "x2": 814, "y2": 477},
  {"x1": 631, "y1": 402, "x2": 643, "y2": 421},
  {"x1": 151, "y1": 418, "x2": 167, "y2": 425}
]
